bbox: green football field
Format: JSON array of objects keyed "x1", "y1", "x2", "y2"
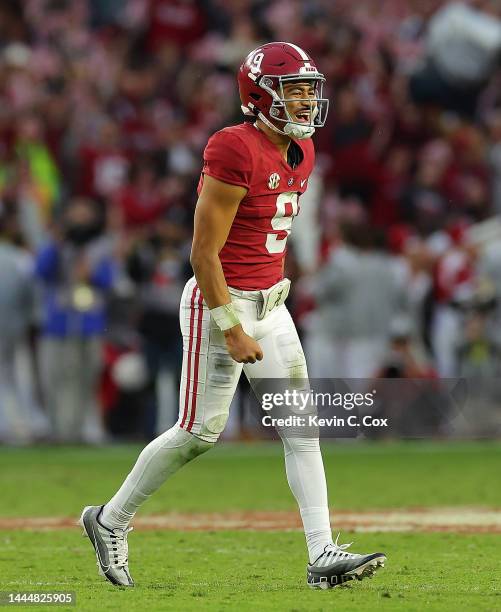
[{"x1": 0, "y1": 441, "x2": 500, "y2": 611}]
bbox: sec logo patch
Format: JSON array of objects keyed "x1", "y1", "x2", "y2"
[{"x1": 268, "y1": 173, "x2": 280, "y2": 189}]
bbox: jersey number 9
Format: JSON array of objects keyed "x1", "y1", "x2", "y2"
[{"x1": 265, "y1": 192, "x2": 299, "y2": 254}]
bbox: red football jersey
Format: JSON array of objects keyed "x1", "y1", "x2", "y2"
[{"x1": 198, "y1": 122, "x2": 315, "y2": 290}]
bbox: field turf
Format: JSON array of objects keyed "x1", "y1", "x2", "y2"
[{"x1": 0, "y1": 441, "x2": 500, "y2": 611}]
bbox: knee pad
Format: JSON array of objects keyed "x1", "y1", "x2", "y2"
[
  {"x1": 281, "y1": 435, "x2": 321, "y2": 456},
  {"x1": 177, "y1": 417, "x2": 226, "y2": 445},
  {"x1": 166, "y1": 424, "x2": 215, "y2": 460},
  {"x1": 197, "y1": 413, "x2": 229, "y2": 443}
]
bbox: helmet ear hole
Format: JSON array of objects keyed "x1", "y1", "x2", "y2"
[{"x1": 250, "y1": 93, "x2": 261, "y2": 101}]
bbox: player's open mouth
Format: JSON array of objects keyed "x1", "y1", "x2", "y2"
[{"x1": 294, "y1": 111, "x2": 311, "y2": 123}]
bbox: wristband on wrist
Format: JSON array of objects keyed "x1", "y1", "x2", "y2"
[{"x1": 210, "y1": 303, "x2": 240, "y2": 331}]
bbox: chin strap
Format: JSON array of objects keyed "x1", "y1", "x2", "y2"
[
  {"x1": 257, "y1": 112, "x2": 315, "y2": 140},
  {"x1": 283, "y1": 121, "x2": 315, "y2": 139}
]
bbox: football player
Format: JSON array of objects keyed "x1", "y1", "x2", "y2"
[{"x1": 80, "y1": 42, "x2": 386, "y2": 590}]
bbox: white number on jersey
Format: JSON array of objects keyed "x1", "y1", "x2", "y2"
[{"x1": 265, "y1": 192, "x2": 299, "y2": 254}]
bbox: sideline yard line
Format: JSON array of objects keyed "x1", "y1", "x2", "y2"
[{"x1": 1, "y1": 507, "x2": 501, "y2": 533}]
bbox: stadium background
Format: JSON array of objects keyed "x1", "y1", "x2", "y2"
[{"x1": 1, "y1": 1, "x2": 501, "y2": 610}]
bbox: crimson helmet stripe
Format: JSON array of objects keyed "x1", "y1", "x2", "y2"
[
  {"x1": 186, "y1": 290, "x2": 205, "y2": 432},
  {"x1": 180, "y1": 283, "x2": 198, "y2": 428}
]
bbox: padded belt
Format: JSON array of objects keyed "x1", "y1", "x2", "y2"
[
  {"x1": 256, "y1": 278, "x2": 291, "y2": 320},
  {"x1": 228, "y1": 278, "x2": 291, "y2": 320}
]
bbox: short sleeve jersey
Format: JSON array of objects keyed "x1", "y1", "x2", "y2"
[{"x1": 198, "y1": 122, "x2": 315, "y2": 290}]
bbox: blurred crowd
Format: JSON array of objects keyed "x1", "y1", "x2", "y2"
[{"x1": 2, "y1": 0, "x2": 501, "y2": 444}]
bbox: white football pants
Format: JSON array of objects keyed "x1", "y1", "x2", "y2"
[{"x1": 178, "y1": 277, "x2": 308, "y2": 440}]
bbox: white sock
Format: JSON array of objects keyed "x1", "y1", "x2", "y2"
[
  {"x1": 100, "y1": 424, "x2": 213, "y2": 530},
  {"x1": 300, "y1": 506, "x2": 333, "y2": 563},
  {"x1": 281, "y1": 436, "x2": 333, "y2": 563}
]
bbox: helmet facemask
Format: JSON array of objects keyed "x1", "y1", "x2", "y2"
[{"x1": 258, "y1": 74, "x2": 329, "y2": 139}]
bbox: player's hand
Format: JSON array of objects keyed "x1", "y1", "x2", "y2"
[{"x1": 224, "y1": 325, "x2": 263, "y2": 364}]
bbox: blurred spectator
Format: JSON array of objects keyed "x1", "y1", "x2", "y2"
[
  {"x1": 410, "y1": 1, "x2": 501, "y2": 117},
  {"x1": 15, "y1": 113, "x2": 61, "y2": 221},
  {"x1": 35, "y1": 198, "x2": 116, "y2": 443},
  {"x1": 125, "y1": 219, "x2": 190, "y2": 436},
  {"x1": 377, "y1": 316, "x2": 437, "y2": 379},
  {"x1": 400, "y1": 140, "x2": 451, "y2": 236},
  {"x1": 430, "y1": 224, "x2": 475, "y2": 376},
  {"x1": 368, "y1": 318, "x2": 441, "y2": 438},
  {"x1": 487, "y1": 110, "x2": 501, "y2": 214},
  {"x1": 305, "y1": 221, "x2": 408, "y2": 378},
  {"x1": 451, "y1": 282, "x2": 501, "y2": 436},
  {"x1": 146, "y1": 0, "x2": 208, "y2": 53},
  {"x1": 113, "y1": 156, "x2": 168, "y2": 229},
  {"x1": 0, "y1": 207, "x2": 47, "y2": 443},
  {"x1": 78, "y1": 119, "x2": 130, "y2": 200},
  {"x1": 456, "y1": 308, "x2": 500, "y2": 378}
]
